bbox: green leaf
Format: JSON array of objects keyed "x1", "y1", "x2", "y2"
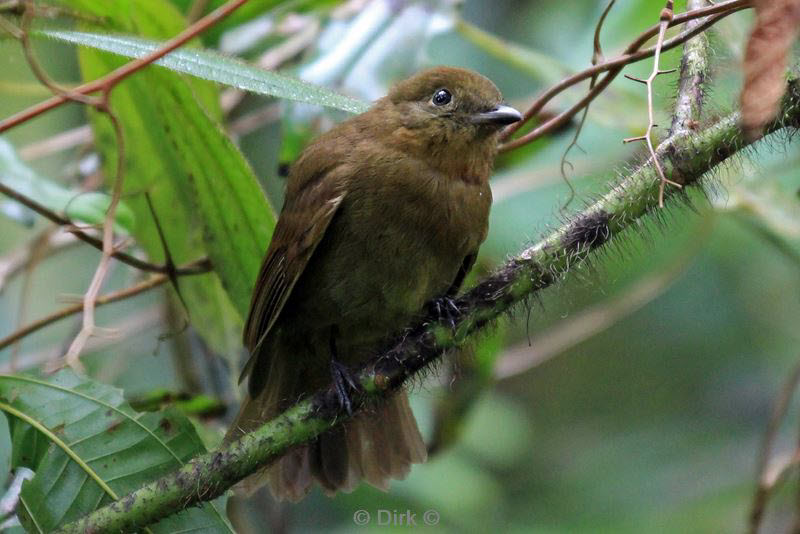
[
  {"x1": 0, "y1": 370, "x2": 233, "y2": 533},
  {"x1": 74, "y1": 1, "x2": 252, "y2": 357},
  {"x1": 0, "y1": 411, "x2": 10, "y2": 482},
  {"x1": 42, "y1": 30, "x2": 370, "y2": 114},
  {"x1": 8, "y1": 414, "x2": 49, "y2": 471},
  {"x1": 150, "y1": 76, "x2": 275, "y2": 316},
  {"x1": 0, "y1": 138, "x2": 134, "y2": 233}
]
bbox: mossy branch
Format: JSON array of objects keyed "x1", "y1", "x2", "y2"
[{"x1": 56, "y1": 81, "x2": 800, "y2": 533}]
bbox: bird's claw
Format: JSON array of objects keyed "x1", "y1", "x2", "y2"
[
  {"x1": 330, "y1": 359, "x2": 360, "y2": 415},
  {"x1": 428, "y1": 296, "x2": 462, "y2": 330}
]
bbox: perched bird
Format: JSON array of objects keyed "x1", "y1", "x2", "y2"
[{"x1": 226, "y1": 66, "x2": 521, "y2": 501}]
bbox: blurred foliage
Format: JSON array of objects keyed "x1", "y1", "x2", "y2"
[
  {"x1": 0, "y1": 138, "x2": 134, "y2": 232},
  {"x1": 0, "y1": 0, "x2": 798, "y2": 532}
]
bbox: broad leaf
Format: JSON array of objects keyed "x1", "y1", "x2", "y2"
[
  {"x1": 74, "y1": 0, "x2": 253, "y2": 357},
  {"x1": 0, "y1": 371, "x2": 233, "y2": 533},
  {"x1": 150, "y1": 77, "x2": 274, "y2": 316},
  {"x1": 42, "y1": 30, "x2": 370, "y2": 114}
]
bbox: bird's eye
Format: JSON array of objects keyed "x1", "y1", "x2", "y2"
[{"x1": 432, "y1": 89, "x2": 452, "y2": 106}]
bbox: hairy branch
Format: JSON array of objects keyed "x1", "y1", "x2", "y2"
[
  {"x1": 670, "y1": 0, "x2": 712, "y2": 136},
  {"x1": 55, "y1": 80, "x2": 800, "y2": 534}
]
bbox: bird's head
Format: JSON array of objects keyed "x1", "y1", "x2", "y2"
[{"x1": 379, "y1": 66, "x2": 521, "y2": 145}]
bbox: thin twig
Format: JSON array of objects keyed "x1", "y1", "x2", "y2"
[
  {"x1": 498, "y1": 0, "x2": 751, "y2": 152},
  {"x1": 144, "y1": 192, "x2": 188, "y2": 315},
  {"x1": 10, "y1": 227, "x2": 56, "y2": 370},
  {"x1": 0, "y1": 181, "x2": 211, "y2": 276},
  {"x1": 220, "y1": 16, "x2": 319, "y2": 112},
  {"x1": 623, "y1": 1, "x2": 682, "y2": 208},
  {"x1": 1, "y1": 2, "x2": 215, "y2": 284},
  {"x1": 17, "y1": 0, "x2": 129, "y2": 368},
  {"x1": 0, "y1": 231, "x2": 78, "y2": 293},
  {"x1": 0, "y1": 275, "x2": 168, "y2": 353},
  {"x1": 62, "y1": 110, "x2": 126, "y2": 368},
  {"x1": 19, "y1": 0, "x2": 101, "y2": 107},
  {"x1": 227, "y1": 103, "x2": 282, "y2": 138},
  {"x1": 187, "y1": 0, "x2": 211, "y2": 23},
  {"x1": 559, "y1": 0, "x2": 617, "y2": 209},
  {"x1": 749, "y1": 359, "x2": 800, "y2": 534},
  {"x1": 0, "y1": 11, "x2": 21, "y2": 38},
  {"x1": 0, "y1": 306, "x2": 160, "y2": 374},
  {"x1": 501, "y1": 0, "x2": 748, "y2": 141},
  {"x1": 18, "y1": 124, "x2": 92, "y2": 160},
  {"x1": 0, "y1": 0, "x2": 250, "y2": 133}
]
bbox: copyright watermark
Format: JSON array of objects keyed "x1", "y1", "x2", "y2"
[{"x1": 353, "y1": 508, "x2": 440, "y2": 526}]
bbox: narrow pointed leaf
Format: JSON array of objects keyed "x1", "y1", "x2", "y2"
[{"x1": 41, "y1": 30, "x2": 370, "y2": 114}]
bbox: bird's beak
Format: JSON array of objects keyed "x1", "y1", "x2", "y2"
[{"x1": 471, "y1": 104, "x2": 523, "y2": 126}]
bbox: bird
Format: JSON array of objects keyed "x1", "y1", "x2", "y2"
[{"x1": 225, "y1": 66, "x2": 521, "y2": 501}]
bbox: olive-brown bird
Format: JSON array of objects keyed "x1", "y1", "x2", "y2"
[{"x1": 226, "y1": 66, "x2": 521, "y2": 501}]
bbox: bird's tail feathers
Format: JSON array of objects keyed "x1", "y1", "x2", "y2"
[{"x1": 225, "y1": 357, "x2": 426, "y2": 501}]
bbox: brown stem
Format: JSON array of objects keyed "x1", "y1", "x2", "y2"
[
  {"x1": 0, "y1": 181, "x2": 211, "y2": 276},
  {"x1": 750, "y1": 359, "x2": 800, "y2": 533},
  {"x1": 0, "y1": 275, "x2": 168, "y2": 352},
  {"x1": 622, "y1": 1, "x2": 681, "y2": 208},
  {"x1": 502, "y1": 0, "x2": 750, "y2": 140},
  {"x1": 0, "y1": 0, "x2": 249, "y2": 133},
  {"x1": 498, "y1": 6, "x2": 748, "y2": 152}
]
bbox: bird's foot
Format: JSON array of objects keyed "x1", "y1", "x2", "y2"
[
  {"x1": 330, "y1": 359, "x2": 360, "y2": 416},
  {"x1": 427, "y1": 295, "x2": 462, "y2": 330}
]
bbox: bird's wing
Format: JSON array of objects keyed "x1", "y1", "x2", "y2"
[{"x1": 239, "y1": 170, "x2": 346, "y2": 389}]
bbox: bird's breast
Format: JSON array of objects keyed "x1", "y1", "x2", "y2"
[{"x1": 286, "y1": 159, "x2": 491, "y2": 359}]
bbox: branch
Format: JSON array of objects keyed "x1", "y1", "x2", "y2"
[
  {"x1": 498, "y1": 0, "x2": 751, "y2": 152},
  {"x1": 0, "y1": 304, "x2": 160, "y2": 374},
  {"x1": 62, "y1": 110, "x2": 125, "y2": 368},
  {"x1": 0, "y1": 0, "x2": 238, "y2": 278},
  {"x1": 670, "y1": 0, "x2": 712, "y2": 137},
  {"x1": 0, "y1": 0, "x2": 250, "y2": 133},
  {"x1": 494, "y1": 213, "x2": 714, "y2": 380},
  {"x1": 0, "y1": 274, "x2": 168, "y2": 352},
  {"x1": 0, "y1": 181, "x2": 212, "y2": 276},
  {"x1": 559, "y1": 0, "x2": 617, "y2": 208},
  {"x1": 17, "y1": 124, "x2": 92, "y2": 160},
  {"x1": 0, "y1": 231, "x2": 78, "y2": 293},
  {"x1": 623, "y1": 2, "x2": 682, "y2": 208},
  {"x1": 750, "y1": 356, "x2": 800, "y2": 533},
  {"x1": 55, "y1": 81, "x2": 800, "y2": 534}
]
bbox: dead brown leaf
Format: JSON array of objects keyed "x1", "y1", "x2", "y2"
[{"x1": 741, "y1": 0, "x2": 800, "y2": 140}]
